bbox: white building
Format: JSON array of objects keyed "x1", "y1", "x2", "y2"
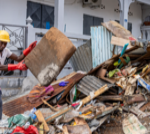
[
  {"x1": 0, "y1": 0, "x2": 149, "y2": 79},
  {"x1": 0, "y1": 0, "x2": 150, "y2": 100},
  {"x1": 0, "y1": 0, "x2": 145, "y2": 38}
]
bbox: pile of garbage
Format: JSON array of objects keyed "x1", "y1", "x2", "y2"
[{"x1": 1, "y1": 21, "x2": 150, "y2": 134}]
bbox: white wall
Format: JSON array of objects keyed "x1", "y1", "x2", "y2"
[
  {"x1": 0, "y1": 0, "x2": 27, "y2": 25},
  {"x1": 64, "y1": 0, "x2": 142, "y2": 38},
  {"x1": 0, "y1": 0, "x2": 142, "y2": 38},
  {"x1": 129, "y1": 2, "x2": 142, "y2": 38}
]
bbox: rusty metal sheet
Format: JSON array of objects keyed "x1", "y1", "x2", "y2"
[
  {"x1": 25, "y1": 27, "x2": 76, "y2": 86},
  {"x1": 77, "y1": 75, "x2": 114, "y2": 96},
  {"x1": 70, "y1": 40, "x2": 92, "y2": 72},
  {"x1": 3, "y1": 73, "x2": 85, "y2": 117}
]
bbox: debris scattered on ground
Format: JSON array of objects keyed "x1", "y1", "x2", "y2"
[{"x1": 2, "y1": 22, "x2": 150, "y2": 134}]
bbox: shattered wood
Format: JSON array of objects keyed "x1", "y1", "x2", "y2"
[{"x1": 3, "y1": 73, "x2": 85, "y2": 116}]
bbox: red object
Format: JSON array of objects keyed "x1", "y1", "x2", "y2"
[
  {"x1": 23, "y1": 41, "x2": 37, "y2": 56},
  {"x1": 8, "y1": 60, "x2": 28, "y2": 71},
  {"x1": 119, "y1": 90, "x2": 125, "y2": 95},
  {"x1": 72, "y1": 103, "x2": 80, "y2": 107},
  {"x1": 129, "y1": 37, "x2": 136, "y2": 41},
  {"x1": 117, "y1": 71, "x2": 122, "y2": 77},
  {"x1": 121, "y1": 69, "x2": 127, "y2": 76},
  {"x1": 144, "y1": 21, "x2": 150, "y2": 26},
  {"x1": 121, "y1": 104, "x2": 124, "y2": 107},
  {"x1": 11, "y1": 125, "x2": 39, "y2": 134}
]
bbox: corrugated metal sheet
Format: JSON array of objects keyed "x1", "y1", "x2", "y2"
[
  {"x1": 77, "y1": 75, "x2": 113, "y2": 96},
  {"x1": 70, "y1": 40, "x2": 93, "y2": 72},
  {"x1": 91, "y1": 26, "x2": 118, "y2": 68}
]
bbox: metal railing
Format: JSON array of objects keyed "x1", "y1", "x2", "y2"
[
  {"x1": 141, "y1": 25, "x2": 150, "y2": 40},
  {"x1": 0, "y1": 23, "x2": 28, "y2": 77}
]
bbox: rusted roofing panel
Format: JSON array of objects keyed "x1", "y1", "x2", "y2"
[
  {"x1": 77, "y1": 75, "x2": 114, "y2": 96},
  {"x1": 70, "y1": 40, "x2": 93, "y2": 73}
]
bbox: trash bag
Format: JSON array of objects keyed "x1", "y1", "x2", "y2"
[{"x1": 8, "y1": 114, "x2": 33, "y2": 128}]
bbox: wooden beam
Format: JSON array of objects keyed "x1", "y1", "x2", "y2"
[
  {"x1": 111, "y1": 36, "x2": 132, "y2": 48},
  {"x1": 35, "y1": 110, "x2": 50, "y2": 133}
]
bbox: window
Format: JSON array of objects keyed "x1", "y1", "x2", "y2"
[
  {"x1": 83, "y1": 14, "x2": 103, "y2": 35},
  {"x1": 115, "y1": 20, "x2": 132, "y2": 33},
  {"x1": 27, "y1": 1, "x2": 54, "y2": 29}
]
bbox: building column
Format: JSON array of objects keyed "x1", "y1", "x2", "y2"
[
  {"x1": 54, "y1": 0, "x2": 64, "y2": 33},
  {"x1": 136, "y1": 0, "x2": 150, "y2": 5},
  {"x1": 119, "y1": 0, "x2": 134, "y2": 29}
]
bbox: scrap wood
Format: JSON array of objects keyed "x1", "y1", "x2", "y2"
[
  {"x1": 51, "y1": 72, "x2": 77, "y2": 85},
  {"x1": 111, "y1": 36, "x2": 132, "y2": 48},
  {"x1": 3, "y1": 73, "x2": 85, "y2": 117},
  {"x1": 124, "y1": 77, "x2": 136, "y2": 96},
  {"x1": 140, "y1": 102, "x2": 150, "y2": 111},
  {"x1": 96, "y1": 105, "x2": 119, "y2": 119},
  {"x1": 42, "y1": 99, "x2": 58, "y2": 112},
  {"x1": 96, "y1": 68, "x2": 116, "y2": 84},
  {"x1": 135, "y1": 102, "x2": 147, "y2": 109},
  {"x1": 123, "y1": 106, "x2": 150, "y2": 118},
  {"x1": 90, "y1": 115, "x2": 109, "y2": 132},
  {"x1": 123, "y1": 95, "x2": 147, "y2": 105},
  {"x1": 45, "y1": 106, "x2": 72, "y2": 123},
  {"x1": 102, "y1": 20, "x2": 136, "y2": 40},
  {"x1": 97, "y1": 95, "x2": 123, "y2": 101},
  {"x1": 81, "y1": 85, "x2": 109, "y2": 107},
  {"x1": 132, "y1": 52, "x2": 150, "y2": 64},
  {"x1": 130, "y1": 107, "x2": 150, "y2": 118},
  {"x1": 35, "y1": 110, "x2": 49, "y2": 133},
  {"x1": 89, "y1": 46, "x2": 138, "y2": 74},
  {"x1": 63, "y1": 117, "x2": 92, "y2": 134}
]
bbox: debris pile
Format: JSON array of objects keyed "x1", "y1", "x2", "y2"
[{"x1": 2, "y1": 21, "x2": 150, "y2": 134}]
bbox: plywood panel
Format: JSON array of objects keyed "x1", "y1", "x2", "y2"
[{"x1": 25, "y1": 27, "x2": 76, "y2": 86}]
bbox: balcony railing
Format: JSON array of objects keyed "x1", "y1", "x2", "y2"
[
  {"x1": 0, "y1": 23, "x2": 28, "y2": 77},
  {"x1": 141, "y1": 25, "x2": 150, "y2": 40}
]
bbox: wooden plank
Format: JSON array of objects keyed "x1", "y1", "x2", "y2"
[
  {"x1": 111, "y1": 36, "x2": 132, "y2": 48},
  {"x1": 35, "y1": 110, "x2": 50, "y2": 133},
  {"x1": 81, "y1": 85, "x2": 109, "y2": 106},
  {"x1": 102, "y1": 21, "x2": 136, "y2": 40},
  {"x1": 3, "y1": 73, "x2": 85, "y2": 117},
  {"x1": 46, "y1": 106, "x2": 72, "y2": 123}
]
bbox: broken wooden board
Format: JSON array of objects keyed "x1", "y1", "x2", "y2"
[
  {"x1": 3, "y1": 73, "x2": 85, "y2": 117},
  {"x1": 111, "y1": 36, "x2": 132, "y2": 48},
  {"x1": 102, "y1": 21, "x2": 136, "y2": 40},
  {"x1": 35, "y1": 110, "x2": 49, "y2": 132},
  {"x1": 63, "y1": 117, "x2": 92, "y2": 134},
  {"x1": 81, "y1": 85, "x2": 108, "y2": 106},
  {"x1": 25, "y1": 27, "x2": 76, "y2": 86}
]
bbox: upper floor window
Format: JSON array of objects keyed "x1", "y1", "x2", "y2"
[
  {"x1": 27, "y1": 1, "x2": 54, "y2": 29},
  {"x1": 83, "y1": 14, "x2": 104, "y2": 35}
]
